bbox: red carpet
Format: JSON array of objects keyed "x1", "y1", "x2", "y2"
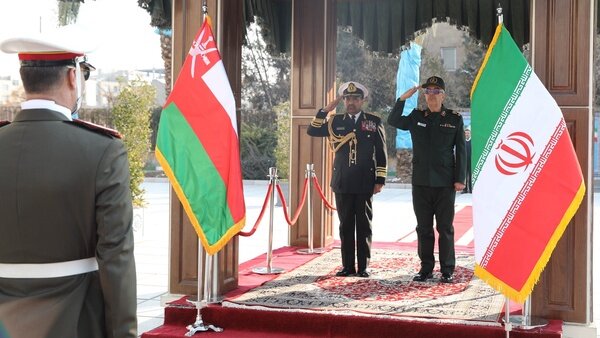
[
  {"x1": 142, "y1": 206, "x2": 560, "y2": 338},
  {"x1": 143, "y1": 305, "x2": 561, "y2": 338}
]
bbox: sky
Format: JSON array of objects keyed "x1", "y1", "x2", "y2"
[{"x1": 0, "y1": 0, "x2": 164, "y2": 76}]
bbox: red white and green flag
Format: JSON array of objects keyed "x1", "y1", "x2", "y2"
[
  {"x1": 155, "y1": 16, "x2": 245, "y2": 255},
  {"x1": 470, "y1": 24, "x2": 585, "y2": 303}
]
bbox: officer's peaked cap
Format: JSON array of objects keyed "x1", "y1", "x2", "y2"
[
  {"x1": 0, "y1": 24, "x2": 96, "y2": 70},
  {"x1": 338, "y1": 81, "x2": 369, "y2": 99},
  {"x1": 421, "y1": 76, "x2": 445, "y2": 90}
]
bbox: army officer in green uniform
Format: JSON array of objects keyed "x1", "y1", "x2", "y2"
[
  {"x1": 388, "y1": 76, "x2": 466, "y2": 283},
  {"x1": 0, "y1": 26, "x2": 137, "y2": 337},
  {"x1": 308, "y1": 82, "x2": 387, "y2": 278}
]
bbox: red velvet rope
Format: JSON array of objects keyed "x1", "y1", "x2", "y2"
[
  {"x1": 277, "y1": 177, "x2": 309, "y2": 226},
  {"x1": 312, "y1": 176, "x2": 337, "y2": 211},
  {"x1": 237, "y1": 183, "x2": 273, "y2": 237}
]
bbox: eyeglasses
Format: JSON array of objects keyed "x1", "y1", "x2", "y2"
[
  {"x1": 423, "y1": 88, "x2": 444, "y2": 95},
  {"x1": 67, "y1": 66, "x2": 91, "y2": 81},
  {"x1": 81, "y1": 67, "x2": 91, "y2": 81}
]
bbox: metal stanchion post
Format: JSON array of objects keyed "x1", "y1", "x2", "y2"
[
  {"x1": 298, "y1": 163, "x2": 324, "y2": 254},
  {"x1": 508, "y1": 296, "x2": 548, "y2": 329},
  {"x1": 252, "y1": 167, "x2": 285, "y2": 274}
]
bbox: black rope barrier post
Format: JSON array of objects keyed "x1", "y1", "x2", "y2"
[
  {"x1": 297, "y1": 163, "x2": 325, "y2": 254},
  {"x1": 252, "y1": 167, "x2": 285, "y2": 275}
]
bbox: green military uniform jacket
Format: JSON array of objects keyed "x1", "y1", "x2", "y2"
[
  {"x1": 307, "y1": 109, "x2": 387, "y2": 194},
  {"x1": 0, "y1": 109, "x2": 137, "y2": 338},
  {"x1": 388, "y1": 99, "x2": 466, "y2": 187}
]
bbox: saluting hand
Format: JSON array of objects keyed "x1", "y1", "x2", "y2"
[
  {"x1": 323, "y1": 96, "x2": 343, "y2": 113},
  {"x1": 399, "y1": 85, "x2": 419, "y2": 101}
]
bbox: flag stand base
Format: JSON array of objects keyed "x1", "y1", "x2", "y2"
[
  {"x1": 296, "y1": 247, "x2": 326, "y2": 255},
  {"x1": 252, "y1": 266, "x2": 285, "y2": 274},
  {"x1": 186, "y1": 295, "x2": 222, "y2": 305},
  {"x1": 507, "y1": 316, "x2": 548, "y2": 330}
]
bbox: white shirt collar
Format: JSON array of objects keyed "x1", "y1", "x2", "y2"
[
  {"x1": 350, "y1": 111, "x2": 362, "y2": 120},
  {"x1": 21, "y1": 100, "x2": 73, "y2": 121}
]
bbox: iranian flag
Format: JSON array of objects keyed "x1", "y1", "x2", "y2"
[
  {"x1": 471, "y1": 24, "x2": 585, "y2": 303},
  {"x1": 155, "y1": 16, "x2": 245, "y2": 255}
]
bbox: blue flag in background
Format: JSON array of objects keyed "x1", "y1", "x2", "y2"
[
  {"x1": 395, "y1": 42, "x2": 422, "y2": 149},
  {"x1": 0, "y1": 321, "x2": 9, "y2": 338}
]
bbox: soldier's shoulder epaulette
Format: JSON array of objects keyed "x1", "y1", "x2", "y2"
[
  {"x1": 67, "y1": 119, "x2": 122, "y2": 139},
  {"x1": 449, "y1": 110, "x2": 461, "y2": 116},
  {"x1": 364, "y1": 111, "x2": 382, "y2": 119},
  {"x1": 0, "y1": 121, "x2": 10, "y2": 128}
]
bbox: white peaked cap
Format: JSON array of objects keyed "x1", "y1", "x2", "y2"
[
  {"x1": 0, "y1": 24, "x2": 97, "y2": 59},
  {"x1": 338, "y1": 81, "x2": 369, "y2": 99}
]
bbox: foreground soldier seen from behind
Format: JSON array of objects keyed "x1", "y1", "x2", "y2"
[{"x1": 0, "y1": 25, "x2": 137, "y2": 338}]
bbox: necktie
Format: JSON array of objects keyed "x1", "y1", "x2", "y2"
[{"x1": 352, "y1": 115, "x2": 356, "y2": 123}]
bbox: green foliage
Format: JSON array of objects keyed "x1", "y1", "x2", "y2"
[
  {"x1": 240, "y1": 122, "x2": 277, "y2": 179},
  {"x1": 274, "y1": 102, "x2": 290, "y2": 179},
  {"x1": 336, "y1": 28, "x2": 398, "y2": 157},
  {"x1": 418, "y1": 34, "x2": 486, "y2": 109},
  {"x1": 112, "y1": 80, "x2": 156, "y2": 207},
  {"x1": 240, "y1": 23, "x2": 291, "y2": 179},
  {"x1": 57, "y1": 1, "x2": 80, "y2": 26}
]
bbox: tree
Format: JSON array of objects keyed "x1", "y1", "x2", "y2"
[
  {"x1": 453, "y1": 35, "x2": 486, "y2": 108},
  {"x1": 336, "y1": 27, "x2": 398, "y2": 156},
  {"x1": 112, "y1": 80, "x2": 156, "y2": 206},
  {"x1": 274, "y1": 101, "x2": 290, "y2": 179},
  {"x1": 138, "y1": 0, "x2": 172, "y2": 95},
  {"x1": 57, "y1": 0, "x2": 80, "y2": 26},
  {"x1": 240, "y1": 22, "x2": 291, "y2": 179}
]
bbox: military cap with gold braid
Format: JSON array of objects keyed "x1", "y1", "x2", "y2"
[{"x1": 338, "y1": 81, "x2": 369, "y2": 99}]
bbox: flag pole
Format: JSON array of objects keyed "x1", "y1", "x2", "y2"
[
  {"x1": 496, "y1": 9, "x2": 508, "y2": 338},
  {"x1": 497, "y1": 3, "x2": 504, "y2": 24},
  {"x1": 504, "y1": 297, "x2": 512, "y2": 338},
  {"x1": 508, "y1": 296, "x2": 548, "y2": 329},
  {"x1": 494, "y1": 4, "x2": 546, "y2": 332},
  {"x1": 185, "y1": 2, "x2": 224, "y2": 335}
]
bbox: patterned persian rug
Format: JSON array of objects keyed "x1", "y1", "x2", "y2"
[{"x1": 224, "y1": 248, "x2": 505, "y2": 323}]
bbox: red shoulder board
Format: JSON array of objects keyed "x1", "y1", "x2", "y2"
[
  {"x1": 70, "y1": 119, "x2": 122, "y2": 139},
  {"x1": 0, "y1": 121, "x2": 10, "y2": 128}
]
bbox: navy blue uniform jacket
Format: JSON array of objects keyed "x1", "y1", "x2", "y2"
[{"x1": 307, "y1": 109, "x2": 387, "y2": 194}]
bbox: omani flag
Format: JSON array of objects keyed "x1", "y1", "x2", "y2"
[
  {"x1": 470, "y1": 24, "x2": 585, "y2": 303},
  {"x1": 155, "y1": 16, "x2": 246, "y2": 255}
]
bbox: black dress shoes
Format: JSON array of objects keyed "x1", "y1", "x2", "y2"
[
  {"x1": 440, "y1": 273, "x2": 454, "y2": 283},
  {"x1": 356, "y1": 270, "x2": 370, "y2": 278},
  {"x1": 412, "y1": 272, "x2": 433, "y2": 282},
  {"x1": 335, "y1": 268, "x2": 356, "y2": 277}
]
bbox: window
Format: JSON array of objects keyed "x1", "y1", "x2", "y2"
[{"x1": 440, "y1": 47, "x2": 457, "y2": 71}]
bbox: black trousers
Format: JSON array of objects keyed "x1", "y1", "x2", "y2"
[
  {"x1": 334, "y1": 193, "x2": 373, "y2": 272},
  {"x1": 411, "y1": 185, "x2": 456, "y2": 275}
]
